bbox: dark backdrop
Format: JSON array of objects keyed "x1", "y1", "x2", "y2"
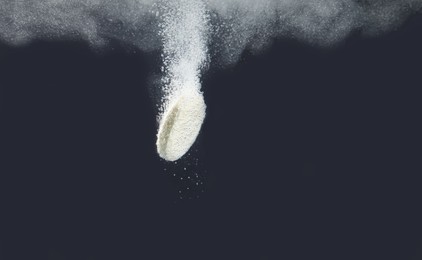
[{"x1": 1, "y1": 14, "x2": 422, "y2": 260}]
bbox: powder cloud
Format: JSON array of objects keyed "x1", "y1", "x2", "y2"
[{"x1": 0, "y1": 0, "x2": 420, "y2": 66}]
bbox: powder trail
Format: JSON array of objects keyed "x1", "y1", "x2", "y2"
[{"x1": 156, "y1": 0, "x2": 209, "y2": 161}]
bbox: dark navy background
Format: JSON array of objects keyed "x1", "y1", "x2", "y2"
[{"x1": 1, "y1": 14, "x2": 422, "y2": 260}]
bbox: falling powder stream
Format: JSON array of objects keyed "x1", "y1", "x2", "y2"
[{"x1": 156, "y1": 0, "x2": 209, "y2": 161}]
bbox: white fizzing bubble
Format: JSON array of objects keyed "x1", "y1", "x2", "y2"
[{"x1": 156, "y1": 0, "x2": 209, "y2": 161}]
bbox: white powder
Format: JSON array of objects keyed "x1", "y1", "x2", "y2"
[
  {"x1": 156, "y1": 0, "x2": 209, "y2": 161},
  {"x1": 0, "y1": 0, "x2": 420, "y2": 161}
]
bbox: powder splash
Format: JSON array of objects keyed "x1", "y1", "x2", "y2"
[{"x1": 0, "y1": 0, "x2": 421, "y2": 161}]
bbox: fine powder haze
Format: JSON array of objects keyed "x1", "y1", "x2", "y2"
[
  {"x1": 1, "y1": 0, "x2": 421, "y2": 160},
  {"x1": 2, "y1": 0, "x2": 421, "y2": 61}
]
